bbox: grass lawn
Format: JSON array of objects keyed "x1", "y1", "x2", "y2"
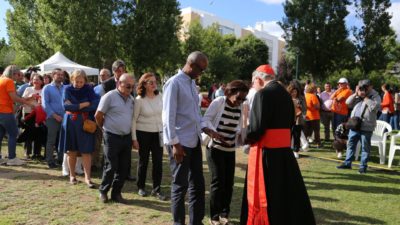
[{"x1": 1, "y1": 141, "x2": 399, "y2": 225}]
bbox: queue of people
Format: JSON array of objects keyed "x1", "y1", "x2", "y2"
[{"x1": 3, "y1": 50, "x2": 397, "y2": 225}]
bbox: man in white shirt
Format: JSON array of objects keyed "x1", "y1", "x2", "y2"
[{"x1": 319, "y1": 82, "x2": 334, "y2": 141}]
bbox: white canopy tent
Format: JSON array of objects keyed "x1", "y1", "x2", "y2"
[{"x1": 34, "y1": 52, "x2": 99, "y2": 76}]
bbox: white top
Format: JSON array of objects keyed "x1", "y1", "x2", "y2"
[
  {"x1": 22, "y1": 87, "x2": 42, "y2": 114},
  {"x1": 132, "y1": 94, "x2": 163, "y2": 140},
  {"x1": 201, "y1": 96, "x2": 245, "y2": 151}
]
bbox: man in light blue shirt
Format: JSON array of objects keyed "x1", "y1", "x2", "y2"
[
  {"x1": 93, "y1": 68, "x2": 111, "y2": 97},
  {"x1": 163, "y1": 51, "x2": 211, "y2": 225},
  {"x1": 42, "y1": 68, "x2": 65, "y2": 168}
]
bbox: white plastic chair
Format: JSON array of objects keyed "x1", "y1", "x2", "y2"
[
  {"x1": 388, "y1": 133, "x2": 400, "y2": 168},
  {"x1": 355, "y1": 120, "x2": 392, "y2": 164}
]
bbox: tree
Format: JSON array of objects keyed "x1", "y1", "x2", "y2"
[
  {"x1": 6, "y1": 0, "x2": 117, "y2": 68},
  {"x1": 230, "y1": 34, "x2": 269, "y2": 81},
  {"x1": 279, "y1": 0, "x2": 352, "y2": 81},
  {"x1": 117, "y1": 0, "x2": 182, "y2": 76},
  {"x1": 353, "y1": 0, "x2": 394, "y2": 75},
  {"x1": 276, "y1": 55, "x2": 294, "y2": 84}
]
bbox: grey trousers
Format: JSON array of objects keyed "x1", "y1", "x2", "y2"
[
  {"x1": 45, "y1": 118, "x2": 61, "y2": 164},
  {"x1": 320, "y1": 110, "x2": 333, "y2": 140}
]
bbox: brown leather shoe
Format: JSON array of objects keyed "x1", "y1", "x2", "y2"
[
  {"x1": 99, "y1": 192, "x2": 108, "y2": 203},
  {"x1": 111, "y1": 194, "x2": 126, "y2": 204}
]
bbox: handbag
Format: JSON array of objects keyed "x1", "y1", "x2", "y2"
[
  {"x1": 83, "y1": 119, "x2": 97, "y2": 133},
  {"x1": 346, "y1": 104, "x2": 367, "y2": 131}
]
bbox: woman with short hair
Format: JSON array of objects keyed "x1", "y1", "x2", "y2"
[
  {"x1": 201, "y1": 80, "x2": 249, "y2": 225},
  {"x1": 59, "y1": 69, "x2": 99, "y2": 187}
]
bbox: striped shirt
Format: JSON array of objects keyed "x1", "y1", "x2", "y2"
[{"x1": 211, "y1": 104, "x2": 241, "y2": 152}]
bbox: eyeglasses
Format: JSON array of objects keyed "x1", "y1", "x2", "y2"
[
  {"x1": 146, "y1": 80, "x2": 156, "y2": 85},
  {"x1": 194, "y1": 63, "x2": 207, "y2": 73},
  {"x1": 124, "y1": 84, "x2": 134, "y2": 90}
]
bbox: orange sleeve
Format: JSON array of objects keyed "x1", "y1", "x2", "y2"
[{"x1": 6, "y1": 79, "x2": 16, "y2": 93}]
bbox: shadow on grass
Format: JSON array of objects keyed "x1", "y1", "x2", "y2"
[
  {"x1": 303, "y1": 170, "x2": 400, "y2": 185},
  {"x1": 0, "y1": 166, "x2": 65, "y2": 181},
  {"x1": 306, "y1": 180, "x2": 400, "y2": 195},
  {"x1": 314, "y1": 207, "x2": 385, "y2": 225},
  {"x1": 309, "y1": 195, "x2": 339, "y2": 202}
]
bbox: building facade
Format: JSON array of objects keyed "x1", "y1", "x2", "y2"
[{"x1": 181, "y1": 7, "x2": 285, "y2": 70}]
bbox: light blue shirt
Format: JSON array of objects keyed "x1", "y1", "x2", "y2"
[
  {"x1": 42, "y1": 82, "x2": 65, "y2": 119},
  {"x1": 162, "y1": 70, "x2": 203, "y2": 148},
  {"x1": 94, "y1": 84, "x2": 105, "y2": 98}
]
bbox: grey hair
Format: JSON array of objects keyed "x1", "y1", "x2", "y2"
[
  {"x1": 100, "y1": 68, "x2": 111, "y2": 76},
  {"x1": 119, "y1": 73, "x2": 135, "y2": 83},
  {"x1": 186, "y1": 51, "x2": 208, "y2": 64},
  {"x1": 112, "y1": 60, "x2": 126, "y2": 72},
  {"x1": 2, "y1": 65, "x2": 20, "y2": 78},
  {"x1": 252, "y1": 70, "x2": 274, "y2": 82}
]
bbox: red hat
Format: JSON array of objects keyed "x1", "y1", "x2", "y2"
[{"x1": 256, "y1": 64, "x2": 275, "y2": 76}]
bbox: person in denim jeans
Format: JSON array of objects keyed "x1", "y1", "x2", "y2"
[
  {"x1": 337, "y1": 80, "x2": 381, "y2": 174},
  {"x1": 0, "y1": 65, "x2": 33, "y2": 166}
]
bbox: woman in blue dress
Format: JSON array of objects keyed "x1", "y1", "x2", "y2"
[{"x1": 59, "y1": 69, "x2": 99, "y2": 187}]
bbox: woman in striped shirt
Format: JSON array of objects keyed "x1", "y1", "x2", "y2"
[{"x1": 201, "y1": 80, "x2": 249, "y2": 225}]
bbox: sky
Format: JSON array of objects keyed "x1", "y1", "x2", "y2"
[{"x1": 0, "y1": 0, "x2": 400, "y2": 42}]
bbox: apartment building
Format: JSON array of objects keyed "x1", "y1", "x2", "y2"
[{"x1": 180, "y1": 7, "x2": 285, "y2": 70}]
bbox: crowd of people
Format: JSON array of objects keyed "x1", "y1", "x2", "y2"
[{"x1": 0, "y1": 49, "x2": 395, "y2": 225}]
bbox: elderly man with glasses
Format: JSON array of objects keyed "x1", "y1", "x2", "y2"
[{"x1": 95, "y1": 73, "x2": 135, "y2": 203}]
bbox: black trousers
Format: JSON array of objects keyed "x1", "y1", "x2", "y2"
[
  {"x1": 99, "y1": 132, "x2": 132, "y2": 197},
  {"x1": 207, "y1": 147, "x2": 236, "y2": 220},
  {"x1": 304, "y1": 119, "x2": 321, "y2": 144},
  {"x1": 292, "y1": 125, "x2": 302, "y2": 152},
  {"x1": 167, "y1": 141, "x2": 205, "y2": 225},
  {"x1": 136, "y1": 130, "x2": 163, "y2": 192}
]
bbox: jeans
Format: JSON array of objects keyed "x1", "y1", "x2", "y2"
[
  {"x1": 333, "y1": 113, "x2": 348, "y2": 131},
  {"x1": 136, "y1": 130, "x2": 163, "y2": 193},
  {"x1": 45, "y1": 118, "x2": 61, "y2": 164},
  {"x1": 343, "y1": 129, "x2": 373, "y2": 169},
  {"x1": 378, "y1": 113, "x2": 391, "y2": 124},
  {"x1": 99, "y1": 132, "x2": 132, "y2": 197},
  {"x1": 0, "y1": 113, "x2": 19, "y2": 159},
  {"x1": 167, "y1": 141, "x2": 205, "y2": 225},
  {"x1": 390, "y1": 111, "x2": 400, "y2": 130},
  {"x1": 207, "y1": 147, "x2": 235, "y2": 220}
]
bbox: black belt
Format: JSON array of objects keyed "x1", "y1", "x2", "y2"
[{"x1": 105, "y1": 131, "x2": 131, "y2": 138}]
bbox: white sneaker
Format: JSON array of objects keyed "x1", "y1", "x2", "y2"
[
  {"x1": 301, "y1": 142, "x2": 309, "y2": 152},
  {"x1": 337, "y1": 152, "x2": 343, "y2": 159},
  {"x1": 6, "y1": 158, "x2": 27, "y2": 166},
  {"x1": 294, "y1": 151, "x2": 300, "y2": 159},
  {"x1": 0, "y1": 158, "x2": 7, "y2": 165}
]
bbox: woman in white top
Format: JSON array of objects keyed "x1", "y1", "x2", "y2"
[
  {"x1": 132, "y1": 73, "x2": 166, "y2": 200},
  {"x1": 201, "y1": 80, "x2": 249, "y2": 225},
  {"x1": 21, "y1": 74, "x2": 44, "y2": 159}
]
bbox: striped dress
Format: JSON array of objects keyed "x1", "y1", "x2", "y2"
[{"x1": 211, "y1": 103, "x2": 241, "y2": 152}]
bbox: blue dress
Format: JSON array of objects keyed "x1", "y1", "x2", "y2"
[{"x1": 59, "y1": 84, "x2": 99, "y2": 154}]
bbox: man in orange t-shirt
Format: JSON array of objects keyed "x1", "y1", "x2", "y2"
[
  {"x1": 331, "y1": 78, "x2": 353, "y2": 131},
  {"x1": 0, "y1": 65, "x2": 32, "y2": 166}
]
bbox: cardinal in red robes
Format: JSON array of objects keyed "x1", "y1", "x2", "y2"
[{"x1": 240, "y1": 65, "x2": 315, "y2": 225}]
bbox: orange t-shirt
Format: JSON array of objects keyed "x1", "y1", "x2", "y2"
[
  {"x1": 0, "y1": 77, "x2": 16, "y2": 113},
  {"x1": 305, "y1": 93, "x2": 320, "y2": 120},
  {"x1": 330, "y1": 88, "x2": 353, "y2": 115},
  {"x1": 381, "y1": 91, "x2": 394, "y2": 113}
]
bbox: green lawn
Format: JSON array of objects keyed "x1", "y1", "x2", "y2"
[{"x1": 0, "y1": 141, "x2": 399, "y2": 225}]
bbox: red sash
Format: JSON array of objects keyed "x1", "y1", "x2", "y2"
[{"x1": 247, "y1": 129, "x2": 291, "y2": 225}]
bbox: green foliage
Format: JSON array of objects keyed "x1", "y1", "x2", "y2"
[
  {"x1": 280, "y1": 0, "x2": 353, "y2": 81},
  {"x1": 181, "y1": 21, "x2": 269, "y2": 87},
  {"x1": 117, "y1": 0, "x2": 182, "y2": 77},
  {"x1": 353, "y1": 0, "x2": 395, "y2": 75}
]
